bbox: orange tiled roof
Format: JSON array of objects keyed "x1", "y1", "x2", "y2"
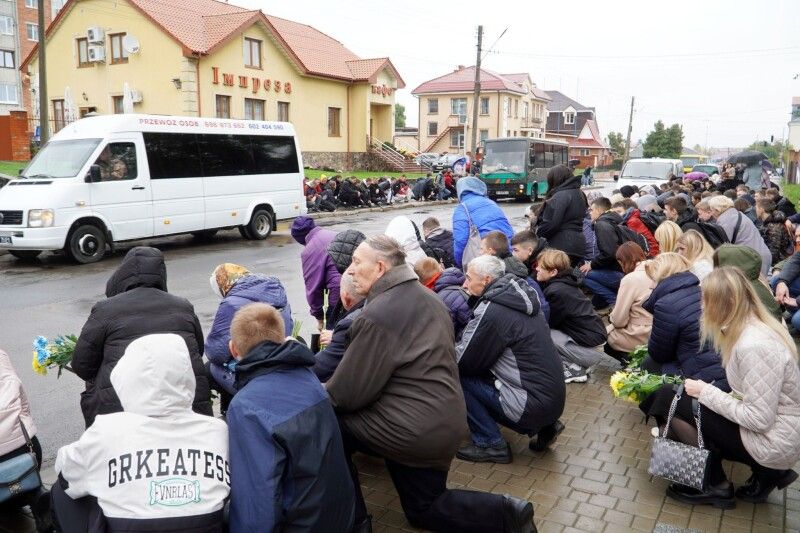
[{"x1": 22, "y1": 0, "x2": 405, "y2": 87}]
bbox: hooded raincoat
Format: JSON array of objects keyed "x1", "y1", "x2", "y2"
[{"x1": 452, "y1": 178, "x2": 513, "y2": 268}]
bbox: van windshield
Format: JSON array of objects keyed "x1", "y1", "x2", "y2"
[
  {"x1": 22, "y1": 138, "x2": 102, "y2": 178},
  {"x1": 621, "y1": 161, "x2": 675, "y2": 180}
]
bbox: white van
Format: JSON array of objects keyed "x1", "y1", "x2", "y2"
[
  {"x1": 617, "y1": 158, "x2": 684, "y2": 189},
  {"x1": 0, "y1": 114, "x2": 305, "y2": 263}
]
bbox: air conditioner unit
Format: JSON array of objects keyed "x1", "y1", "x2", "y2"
[
  {"x1": 130, "y1": 90, "x2": 142, "y2": 103},
  {"x1": 87, "y1": 26, "x2": 104, "y2": 44},
  {"x1": 88, "y1": 45, "x2": 105, "y2": 63}
]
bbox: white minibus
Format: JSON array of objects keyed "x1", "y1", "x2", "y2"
[{"x1": 0, "y1": 114, "x2": 305, "y2": 263}]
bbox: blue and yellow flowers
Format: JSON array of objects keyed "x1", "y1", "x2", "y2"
[{"x1": 31, "y1": 334, "x2": 77, "y2": 377}]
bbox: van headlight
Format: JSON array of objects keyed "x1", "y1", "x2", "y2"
[{"x1": 28, "y1": 209, "x2": 54, "y2": 228}]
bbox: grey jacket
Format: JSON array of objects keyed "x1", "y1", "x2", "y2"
[
  {"x1": 699, "y1": 322, "x2": 800, "y2": 470},
  {"x1": 716, "y1": 208, "x2": 771, "y2": 275}
]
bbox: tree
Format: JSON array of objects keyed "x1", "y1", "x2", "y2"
[
  {"x1": 747, "y1": 139, "x2": 789, "y2": 167},
  {"x1": 606, "y1": 131, "x2": 625, "y2": 156},
  {"x1": 394, "y1": 104, "x2": 406, "y2": 128},
  {"x1": 643, "y1": 120, "x2": 683, "y2": 159}
]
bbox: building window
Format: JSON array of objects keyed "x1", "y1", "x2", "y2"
[
  {"x1": 26, "y1": 23, "x2": 38, "y2": 41},
  {"x1": 51, "y1": 0, "x2": 66, "y2": 18},
  {"x1": 109, "y1": 33, "x2": 129, "y2": 64},
  {"x1": 277, "y1": 101, "x2": 289, "y2": 122},
  {"x1": 327, "y1": 107, "x2": 341, "y2": 136},
  {"x1": 0, "y1": 84, "x2": 17, "y2": 103},
  {"x1": 243, "y1": 38, "x2": 262, "y2": 69},
  {"x1": 25, "y1": 0, "x2": 36, "y2": 7},
  {"x1": 480, "y1": 97, "x2": 489, "y2": 115},
  {"x1": 76, "y1": 38, "x2": 90, "y2": 67},
  {"x1": 479, "y1": 129, "x2": 489, "y2": 143},
  {"x1": 0, "y1": 50, "x2": 13, "y2": 69},
  {"x1": 564, "y1": 111, "x2": 575, "y2": 125},
  {"x1": 112, "y1": 95, "x2": 124, "y2": 114},
  {"x1": 580, "y1": 148, "x2": 590, "y2": 156},
  {"x1": 514, "y1": 99, "x2": 519, "y2": 118},
  {"x1": 53, "y1": 99, "x2": 65, "y2": 131},
  {"x1": 428, "y1": 98, "x2": 438, "y2": 114},
  {"x1": 244, "y1": 98, "x2": 265, "y2": 121},
  {"x1": 450, "y1": 98, "x2": 467, "y2": 116},
  {"x1": 523, "y1": 102, "x2": 529, "y2": 119},
  {"x1": 427, "y1": 121, "x2": 438, "y2": 136},
  {"x1": 0, "y1": 17, "x2": 12, "y2": 36},
  {"x1": 215, "y1": 95, "x2": 231, "y2": 119}
]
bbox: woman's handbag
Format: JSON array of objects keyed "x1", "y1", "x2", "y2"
[
  {"x1": 647, "y1": 384, "x2": 710, "y2": 490},
  {"x1": 0, "y1": 417, "x2": 42, "y2": 503}
]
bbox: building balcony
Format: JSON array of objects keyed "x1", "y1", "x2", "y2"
[
  {"x1": 446, "y1": 115, "x2": 468, "y2": 128},
  {"x1": 520, "y1": 117, "x2": 543, "y2": 129}
]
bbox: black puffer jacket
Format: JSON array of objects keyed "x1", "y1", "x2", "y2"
[
  {"x1": 72, "y1": 247, "x2": 212, "y2": 427},
  {"x1": 591, "y1": 211, "x2": 624, "y2": 271},
  {"x1": 674, "y1": 209, "x2": 703, "y2": 234},
  {"x1": 541, "y1": 270, "x2": 607, "y2": 347},
  {"x1": 327, "y1": 230, "x2": 366, "y2": 274},
  {"x1": 535, "y1": 175, "x2": 587, "y2": 262}
]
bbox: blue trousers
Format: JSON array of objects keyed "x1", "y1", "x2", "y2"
[
  {"x1": 583, "y1": 269, "x2": 623, "y2": 307},
  {"x1": 460, "y1": 376, "x2": 531, "y2": 448}
]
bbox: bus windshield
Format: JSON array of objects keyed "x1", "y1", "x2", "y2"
[
  {"x1": 482, "y1": 140, "x2": 527, "y2": 174},
  {"x1": 621, "y1": 161, "x2": 675, "y2": 180},
  {"x1": 22, "y1": 138, "x2": 102, "y2": 178}
]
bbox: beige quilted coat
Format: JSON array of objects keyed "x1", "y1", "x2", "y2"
[
  {"x1": 606, "y1": 264, "x2": 653, "y2": 353},
  {"x1": 699, "y1": 322, "x2": 800, "y2": 470},
  {"x1": 0, "y1": 349, "x2": 38, "y2": 456}
]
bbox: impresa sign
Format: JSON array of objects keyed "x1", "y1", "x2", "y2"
[{"x1": 211, "y1": 67, "x2": 293, "y2": 95}]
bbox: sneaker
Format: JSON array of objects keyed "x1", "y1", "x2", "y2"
[
  {"x1": 651, "y1": 426, "x2": 660, "y2": 438},
  {"x1": 456, "y1": 442, "x2": 512, "y2": 464},
  {"x1": 563, "y1": 363, "x2": 588, "y2": 384}
]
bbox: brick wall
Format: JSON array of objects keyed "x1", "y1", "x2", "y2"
[
  {"x1": 17, "y1": 0, "x2": 53, "y2": 62},
  {"x1": 0, "y1": 110, "x2": 31, "y2": 161}
]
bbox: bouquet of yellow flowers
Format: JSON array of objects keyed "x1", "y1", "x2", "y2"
[
  {"x1": 32, "y1": 335, "x2": 77, "y2": 377},
  {"x1": 608, "y1": 345, "x2": 683, "y2": 403}
]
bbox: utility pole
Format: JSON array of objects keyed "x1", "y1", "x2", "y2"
[
  {"x1": 623, "y1": 96, "x2": 634, "y2": 163},
  {"x1": 37, "y1": 0, "x2": 48, "y2": 144},
  {"x1": 469, "y1": 25, "x2": 483, "y2": 155}
]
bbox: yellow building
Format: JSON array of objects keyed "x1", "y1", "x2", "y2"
[
  {"x1": 21, "y1": 0, "x2": 405, "y2": 169},
  {"x1": 412, "y1": 66, "x2": 550, "y2": 154}
]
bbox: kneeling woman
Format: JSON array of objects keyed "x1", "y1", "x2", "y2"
[{"x1": 665, "y1": 267, "x2": 800, "y2": 508}]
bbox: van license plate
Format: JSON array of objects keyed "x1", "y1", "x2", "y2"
[
  {"x1": 0, "y1": 236, "x2": 11, "y2": 244},
  {"x1": 496, "y1": 191, "x2": 509, "y2": 195}
]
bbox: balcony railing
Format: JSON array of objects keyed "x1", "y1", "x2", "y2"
[{"x1": 521, "y1": 117, "x2": 543, "y2": 128}]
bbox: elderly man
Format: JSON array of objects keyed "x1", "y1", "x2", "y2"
[
  {"x1": 327, "y1": 235, "x2": 535, "y2": 533},
  {"x1": 456, "y1": 255, "x2": 566, "y2": 464},
  {"x1": 312, "y1": 273, "x2": 366, "y2": 382}
]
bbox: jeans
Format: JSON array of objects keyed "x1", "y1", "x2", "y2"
[
  {"x1": 339, "y1": 422, "x2": 506, "y2": 532},
  {"x1": 460, "y1": 376, "x2": 531, "y2": 448},
  {"x1": 583, "y1": 269, "x2": 624, "y2": 307}
]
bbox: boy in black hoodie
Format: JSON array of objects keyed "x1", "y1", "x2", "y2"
[{"x1": 537, "y1": 249, "x2": 607, "y2": 384}]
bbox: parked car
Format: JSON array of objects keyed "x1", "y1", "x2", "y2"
[
  {"x1": 414, "y1": 152, "x2": 440, "y2": 168},
  {"x1": 617, "y1": 158, "x2": 684, "y2": 188},
  {"x1": 691, "y1": 163, "x2": 720, "y2": 177},
  {"x1": 432, "y1": 154, "x2": 465, "y2": 173}
]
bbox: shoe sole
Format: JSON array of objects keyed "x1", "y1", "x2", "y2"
[
  {"x1": 564, "y1": 375, "x2": 588, "y2": 383},
  {"x1": 666, "y1": 486, "x2": 736, "y2": 509},
  {"x1": 455, "y1": 452, "x2": 512, "y2": 464},
  {"x1": 736, "y1": 470, "x2": 799, "y2": 503}
]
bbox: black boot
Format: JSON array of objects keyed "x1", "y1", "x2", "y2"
[
  {"x1": 735, "y1": 469, "x2": 798, "y2": 503},
  {"x1": 666, "y1": 482, "x2": 736, "y2": 509},
  {"x1": 501, "y1": 494, "x2": 535, "y2": 533},
  {"x1": 456, "y1": 442, "x2": 512, "y2": 464},
  {"x1": 529, "y1": 420, "x2": 565, "y2": 452},
  {"x1": 351, "y1": 514, "x2": 372, "y2": 533}
]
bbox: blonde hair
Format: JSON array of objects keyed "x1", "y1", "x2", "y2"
[
  {"x1": 645, "y1": 252, "x2": 690, "y2": 283},
  {"x1": 537, "y1": 248, "x2": 571, "y2": 272},
  {"x1": 654, "y1": 220, "x2": 683, "y2": 253},
  {"x1": 708, "y1": 195, "x2": 734, "y2": 214},
  {"x1": 414, "y1": 257, "x2": 442, "y2": 284},
  {"x1": 677, "y1": 230, "x2": 714, "y2": 264},
  {"x1": 231, "y1": 303, "x2": 286, "y2": 356},
  {"x1": 701, "y1": 267, "x2": 798, "y2": 363}
]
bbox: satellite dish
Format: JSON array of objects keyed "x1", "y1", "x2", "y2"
[{"x1": 122, "y1": 35, "x2": 140, "y2": 55}]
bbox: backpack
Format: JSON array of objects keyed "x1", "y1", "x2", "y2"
[
  {"x1": 695, "y1": 220, "x2": 730, "y2": 249},
  {"x1": 638, "y1": 211, "x2": 664, "y2": 234},
  {"x1": 614, "y1": 224, "x2": 649, "y2": 255}
]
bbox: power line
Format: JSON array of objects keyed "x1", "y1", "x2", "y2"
[{"x1": 491, "y1": 45, "x2": 800, "y2": 61}]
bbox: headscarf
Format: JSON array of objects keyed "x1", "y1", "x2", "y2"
[{"x1": 210, "y1": 263, "x2": 250, "y2": 298}]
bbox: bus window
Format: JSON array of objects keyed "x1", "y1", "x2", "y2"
[
  {"x1": 543, "y1": 145, "x2": 555, "y2": 168},
  {"x1": 534, "y1": 143, "x2": 546, "y2": 168},
  {"x1": 559, "y1": 146, "x2": 568, "y2": 165}
]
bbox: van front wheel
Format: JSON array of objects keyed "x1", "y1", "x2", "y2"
[
  {"x1": 66, "y1": 225, "x2": 107, "y2": 264},
  {"x1": 244, "y1": 209, "x2": 272, "y2": 240}
]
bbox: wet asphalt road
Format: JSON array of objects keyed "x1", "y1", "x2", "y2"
[{"x1": 1, "y1": 201, "x2": 538, "y2": 464}]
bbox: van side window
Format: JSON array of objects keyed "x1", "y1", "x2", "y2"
[
  {"x1": 197, "y1": 134, "x2": 255, "y2": 176},
  {"x1": 144, "y1": 133, "x2": 202, "y2": 179},
  {"x1": 251, "y1": 136, "x2": 299, "y2": 174},
  {"x1": 94, "y1": 142, "x2": 137, "y2": 181}
]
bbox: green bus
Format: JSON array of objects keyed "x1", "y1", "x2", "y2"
[{"x1": 480, "y1": 137, "x2": 570, "y2": 201}]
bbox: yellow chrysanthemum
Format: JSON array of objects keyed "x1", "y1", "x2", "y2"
[
  {"x1": 628, "y1": 393, "x2": 639, "y2": 403},
  {"x1": 609, "y1": 371, "x2": 626, "y2": 394},
  {"x1": 32, "y1": 352, "x2": 47, "y2": 376}
]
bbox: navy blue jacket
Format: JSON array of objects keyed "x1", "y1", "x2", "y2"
[
  {"x1": 205, "y1": 275, "x2": 293, "y2": 395},
  {"x1": 643, "y1": 272, "x2": 729, "y2": 390},
  {"x1": 312, "y1": 300, "x2": 365, "y2": 382},
  {"x1": 433, "y1": 268, "x2": 471, "y2": 338},
  {"x1": 228, "y1": 340, "x2": 355, "y2": 532}
]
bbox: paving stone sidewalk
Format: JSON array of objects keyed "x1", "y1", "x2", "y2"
[{"x1": 360, "y1": 360, "x2": 799, "y2": 533}]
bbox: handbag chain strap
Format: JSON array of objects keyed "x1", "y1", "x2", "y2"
[{"x1": 660, "y1": 386, "x2": 705, "y2": 449}]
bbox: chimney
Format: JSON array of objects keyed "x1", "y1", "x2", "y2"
[{"x1": 456, "y1": 65, "x2": 465, "y2": 71}]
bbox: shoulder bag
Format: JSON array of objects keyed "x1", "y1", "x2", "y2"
[
  {"x1": 0, "y1": 417, "x2": 42, "y2": 503},
  {"x1": 460, "y1": 203, "x2": 483, "y2": 268},
  {"x1": 648, "y1": 384, "x2": 710, "y2": 491}
]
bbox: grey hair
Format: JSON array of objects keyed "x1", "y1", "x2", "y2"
[
  {"x1": 468, "y1": 255, "x2": 505, "y2": 280},
  {"x1": 339, "y1": 272, "x2": 365, "y2": 303},
  {"x1": 708, "y1": 195, "x2": 734, "y2": 213},
  {"x1": 364, "y1": 235, "x2": 406, "y2": 267}
]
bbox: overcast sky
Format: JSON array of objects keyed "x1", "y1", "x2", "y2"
[{"x1": 236, "y1": 0, "x2": 800, "y2": 150}]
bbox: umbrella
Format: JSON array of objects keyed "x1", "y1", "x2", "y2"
[
  {"x1": 727, "y1": 150, "x2": 768, "y2": 166},
  {"x1": 683, "y1": 171, "x2": 708, "y2": 182},
  {"x1": 122, "y1": 82, "x2": 135, "y2": 114}
]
